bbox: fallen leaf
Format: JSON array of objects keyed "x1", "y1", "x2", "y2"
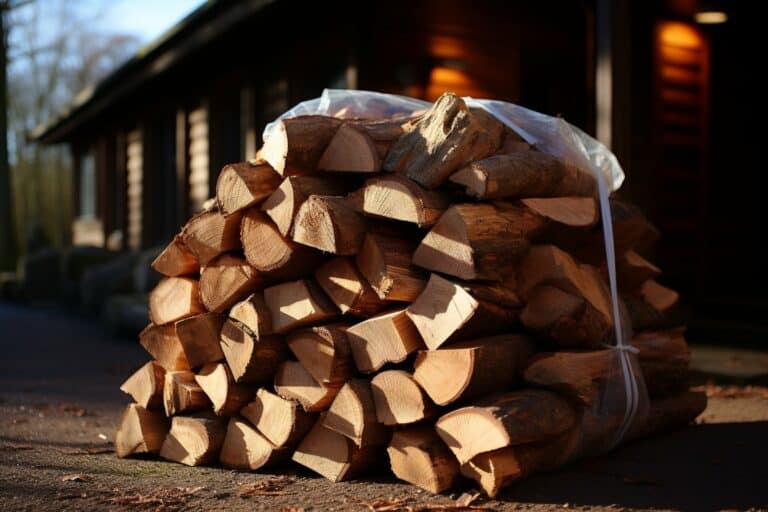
[
  {"x1": 62, "y1": 474, "x2": 90, "y2": 482},
  {"x1": 239, "y1": 476, "x2": 294, "y2": 497},
  {"x1": 0, "y1": 443, "x2": 34, "y2": 451}
]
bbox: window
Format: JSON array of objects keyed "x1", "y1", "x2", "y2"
[{"x1": 79, "y1": 150, "x2": 96, "y2": 219}]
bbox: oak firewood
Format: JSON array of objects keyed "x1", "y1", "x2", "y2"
[
  {"x1": 120, "y1": 361, "x2": 165, "y2": 409},
  {"x1": 149, "y1": 277, "x2": 205, "y2": 325},
  {"x1": 261, "y1": 175, "x2": 352, "y2": 237},
  {"x1": 387, "y1": 426, "x2": 459, "y2": 493},
  {"x1": 240, "y1": 208, "x2": 324, "y2": 279},
  {"x1": 292, "y1": 413, "x2": 379, "y2": 482},
  {"x1": 174, "y1": 312, "x2": 225, "y2": 368},
  {"x1": 356, "y1": 233, "x2": 426, "y2": 302},
  {"x1": 413, "y1": 334, "x2": 536, "y2": 406},
  {"x1": 287, "y1": 324, "x2": 354, "y2": 386},
  {"x1": 346, "y1": 309, "x2": 425, "y2": 373},
  {"x1": 623, "y1": 280, "x2": 680, "y2": 330},
  {"x1": 412, "y1": 203, "x2": 534, "y2": 281},
  {"x1": 348, "y1": 174, "x2": 449, "y2": 226},
  {"x1": 181, "y1": 210, "x2": 243, "y2": 265},
  {"x1": 612, "y1": 250, "x2": 661, "y2": 291},
  {"x1": 159, "y1": 414, "x2": 227, "y2": 466},
  {"x1": 406, "y1": 274, "x2": 518, "y2": 350},
  {"x1": 462, "y1": 390, "x2": 706, "y2": 497},
  {"x1": 219, "y1": 417, "x2": 289, "y2": 470},
  {"x1": 274, "y1": 360, "x2": 341, "y2": 412},
  {"x1": 139, "y1": 323, "x2": 190, "y2": 371},
  {"x1": 241, "y1": 388, "x2": 315, "y2": 447},
  {"x1": 349, "y1": 117, "x2": 410, "y2": 159},
  {"x1": 460, "y1": 433, "x2": 573, "y2": 497},
  {"x1": 215, "y1": 162, "x2": 281, "y2": 216},
  {"x1": 199, "y1": 254, "x2": 264, "y2": 313},
  {"x1": 523, "y1": 328, "x2": 690, "y2": 406},
  {"x1": 115, "y1": 404, "x2": 169, "y2": 458},
  {"x1": 260, "y1": 115, "x2": 343, "y2": 175},
  {"x1": 219, "y1": 318, "x2": 289, "y2": 384},
  {"x1": 292, "y1": 195, "x2": 367, "y2": 255},
  {"x1": 195, "y1": 362, "x2": 254, "y2": 416},
  {"x1": 435, "y1": 389, "x2": 577, "y2": 464},
  {"x1": 151, "y1": 235, "x2": 199, "y2": 277},
  {"x1": 384, "y1": 93, "x2": 502, "y2": 188},
  {"x1": 518, "y1": 245, "x2": 615, "y2": 348},
  {"x1": 229, "y1": 293, "x2": 272, "y2": 338},
  {"x1": 495, "y1": 126, "x2": 531, "y2": 155},
  {"x1": 325, "y1": 379, "x2": 389, "y2": 447},
  {"x1": 263, "y1": 279, "x2": 339, "y2": 334},
  {"x1": 371, "y1": 370, "x2": 436, "y2": 425},
  {"x1": 314, "y1": 257, "x2": 388, "y2": 316},
  {"x1": 163, "y1": 370, "x2": 211, "y2": 416},
  {"x1": 317, "y1": 123, "x2": 380, "y2": 172},
  {"x1": 450, "y1": 152, "x2": 597, "y2": 199}
]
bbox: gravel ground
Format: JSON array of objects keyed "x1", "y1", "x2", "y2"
[{"x1": 1, "y1": 301, "x2": 767, "y2": 512}]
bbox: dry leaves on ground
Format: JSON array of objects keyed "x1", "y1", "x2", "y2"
[
  {"x1": 359, "y1": 494, "x2": 491, "y2": 512},
  {"x1": 106, "y1": 486, "x2": 205, "y2": 510},
  {"x1": 239, "y1": 476, "x2": 294, "y2": 497}
]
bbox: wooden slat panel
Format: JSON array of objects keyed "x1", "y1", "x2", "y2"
[
  {"x1": 126, "y1": 129, "x2": 142, "y2": 251},
  {"x1": 188, "y1": 104, "x2": 209, "y2": 214}
]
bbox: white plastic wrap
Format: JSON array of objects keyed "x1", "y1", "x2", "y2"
[{"x1": 263, "y1": 89, "x2": 647, "y2": 449}]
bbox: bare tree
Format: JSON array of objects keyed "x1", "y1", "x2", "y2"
[{"x1": 3, "y1": 0, "x2": 139, "y2": 260}]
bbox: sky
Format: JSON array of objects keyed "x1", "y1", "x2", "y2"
[{"x1": 88, "y1": 0, "x2": 205, "y2": 43}]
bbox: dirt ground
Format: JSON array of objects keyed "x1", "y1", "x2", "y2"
[{"x1": 1, "y1": 301, "x2": 767, "y2": 512}]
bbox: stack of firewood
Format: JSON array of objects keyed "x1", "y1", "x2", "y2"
[{"x1": 115, "y1": 92, "x2": 705, "y2": 497}]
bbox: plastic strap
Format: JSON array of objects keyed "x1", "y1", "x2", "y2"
[{"x1": 468, "y1": 98, "x2": 641, "y2": 447}]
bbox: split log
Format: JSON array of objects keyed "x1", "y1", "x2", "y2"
[
  {"x1": 219, "y1": 318, "x2": 289, "y2": 384},
  {"x1": 325, "y1": 379, "x2": 389, "y2": 447},
  {"x1": 228, "y1": 293, "x2": 273, "y2": 338},
  {"x1": 181, "y1": 210, "x2": 243, "y2": 265},
  {"x1": 292, "y1": 195, "x2": 367, "y2": 255},
  {"x1": 115, "y1": 404, "x2": 170, "y2": 458},
  {"x1": 384, "y1": 93, "x2": 503, "y2": 188},
  {"x1": 241, "y1": 208, "x2": 324, "y2": 279},
  {"x1": 199, "y1": 254, "x2": 264, "y2": 313},
  {"x1": 460, "y1": 434, "x2": 573, "y2": 498},
  {"x1": 159, "y1": 414, "x2": 227, "y2": 466},
  {"x1": 163, "y1": 370, "x2": 211, "y2": 416},
  {"x1": 348, "y1": 174, "x2": 449, "y2": 227},
  {"x1": 286, "y1": 324, "x2": 354, "y2": 386},
  {"x1": 260, "y1": 115, "x2": 343, "y2": 175},
  {"x1": 406, "y1": 274, "x2": 518, "y2": 350},
  {"x1": 292, "y1": 413, "x2": 379, "y2": 482},
  {"x1": 413, "y1": 334, "x2": 536, "y2": 406},
  {"x1": 495, "y1": 126, "x2": 531, "y2": 154},
  {"x1": 274, "y1": 360, "x2": 341, "y2": 412},
  {"x1": 241, "y1": 388, "x2": 315, "y2": 447},
  {"x1": 346, "y1": 309, "x2": 425, "y2": 373},
  {"x1": 623, "y1": 280, "x2": 680, "y2": 330},
  {"x1": 435, "y1": 389, "x2": 577, "y2": 464},
  {"x1": 215, "y1": 162, "x2": 281, "y2": 215},
  {"x1": 518, "y1": 245, "x2": 615, "y2": 348},
  {"x1": 613, "y1": 250, "x2": 661, "y2": 291},
  {"x1": 463, "y1": 390, "x2": 706, "y2": 497},
  {"x1": 523, "y1": 328, "x2": 690, "y2": 406},
  {"x1": 195, "y1": 362, "x2": 254, "y2": 416},
  {"x1": 370, "y1": 370, "x2": 436, "y2": 425},
  {"x1": 175, "y1": 312, "x2": 225, "y2": 368},
  {"x1": 149, "y1": 277, "x2": 205, "y2": 325},
  {"x1": 412, "y1": 203, "x2": 533, "y2": 281},
  {"x1": 120, "y1": 361, "x2": 165, "y2": 409},
  {"x1": 314, "y1": 257, "x2": 388, "y2": 316},
  {"x1": 139, "y1": 323, "x2": 190, "y2": 371},
  {"x1": 349, "y1": 117, "x2": 410, "y2": 159},
  {"x1": 356, "y1": 233, "x2": 426, "y2": 301},
  {"x1": 261, "y1": 175, "x2": 352, "y2": 237},
  {"x1": 317, "y1": 123, "x2": 380, "y2": 172},
  {"x1": 263, "y1": 279, "x2": 339, "y2": 334},
  {"x1": 387, "y1": 426, "x2": 459, "y2": 493},
  {"x1": 219, "y1": 418, "x2": 289, "y2": 470},
  {"x1": 151, "y1": 236, "x2": 199, "y2": 277},
  {"x1": 449, "y1": 152, "x2": 596, "y2": 199}
]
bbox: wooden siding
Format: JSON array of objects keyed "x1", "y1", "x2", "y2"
[{"x1": 126, "y1": 129, "x2": 143, "y2": 251}]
